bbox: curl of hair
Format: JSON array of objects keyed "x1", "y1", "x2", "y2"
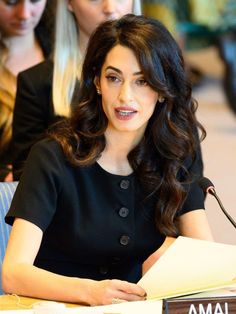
[{"x1": 49, "y1": 14, "x2": 206, "y2": 236}]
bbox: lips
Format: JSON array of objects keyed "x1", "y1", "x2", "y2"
[
  {"x1": 12, "y1": 21, "x2": 31, "y2": 31},
  {"x1": 114, "y1": 107, "x2": 137, "y2": 120}
]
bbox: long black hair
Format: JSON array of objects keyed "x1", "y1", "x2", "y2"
[{"x1": 50, "y1": 14, "x2": 206, "y2": 236}]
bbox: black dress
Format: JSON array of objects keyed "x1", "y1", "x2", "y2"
[{"x1": 6, "y1": 138, "x2": 205, "y2": 283}]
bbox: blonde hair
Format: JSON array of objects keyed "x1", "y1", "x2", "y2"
[
  {"x1": 52, "y1": 0, "x2": 142, "y2": 117},
  {"x1": 0, "y1": 39, "x2": 15, "y2": 152}
]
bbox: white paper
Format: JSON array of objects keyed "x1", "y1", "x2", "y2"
[
  {"x1": 138, "y1": 236, "x2": 236, "y2": 300},
  {"x1": 66, "y1": 300, "x2": 162, "y2": 314}
]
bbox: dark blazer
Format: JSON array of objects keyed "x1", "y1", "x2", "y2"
[
  {"x1": 12, "y1": 60, "x2": 61, "y2": 180},
  {"x1": 0, "y1": 29, "x2": 53, "y2": 181}
]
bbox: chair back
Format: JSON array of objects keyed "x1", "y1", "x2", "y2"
[{"x1": 0, "y1": 181, "x2": 18, "y2": 295}]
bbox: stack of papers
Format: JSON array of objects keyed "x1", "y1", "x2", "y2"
[{"x1": 138, "y1": 236, "x2": 236, "y2": 300}]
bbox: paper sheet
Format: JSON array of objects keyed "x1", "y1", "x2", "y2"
[
  {"x1": 66, "y1": 299, "x2": 162, "y2": 314},
  {"x1": 138, "y1": 236, "x2": 236, "y2": 300}
]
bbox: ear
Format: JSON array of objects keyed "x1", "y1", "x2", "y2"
[
  {"x1": 67, "y1": 0, "x2": 74, "y2": 13},
  {"x1": 94, "y1": 76, "x2": 101, "y2": 91}
]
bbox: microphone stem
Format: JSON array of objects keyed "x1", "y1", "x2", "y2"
[{"x1": 210, "y1": 189, "x2": 236, "y2": 229}]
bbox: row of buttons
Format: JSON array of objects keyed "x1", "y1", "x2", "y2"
[
  {"x1": 119, "y1": 179, "x2": 130, "y2": 217},
  {"x1": 119, "y1": 180, "x2": 130, "y2": 249},
  {"x1": 98, "y1": 181, "x2": 131, "y2": 275}
]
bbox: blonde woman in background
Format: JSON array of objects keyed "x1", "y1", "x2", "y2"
[
  {"x1": 12, "y1": 0, "x2": 142, "y2": 180},
  {"x1": 0, "y1": 0, "x2": 55, "y2": 182}
]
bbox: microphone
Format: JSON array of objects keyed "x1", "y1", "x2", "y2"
[{"x1": 198, "y1": 177, "x2": 236, "y2": 229}]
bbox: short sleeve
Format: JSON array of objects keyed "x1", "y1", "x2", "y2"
[
  {"x1": 6, "y1": 139, "x2": 64, "y2": 231},
  {"x1": 177, "y1": 146, "x2": 205, "y2": 216}
]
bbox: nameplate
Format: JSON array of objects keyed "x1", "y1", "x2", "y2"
[{"x1": 163, "y1": 296, "x2": 236, "y2": 314}]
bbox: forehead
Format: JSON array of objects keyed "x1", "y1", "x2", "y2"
[{"x1": 102, "y1": 44, "x2": 141, "y2": 72}]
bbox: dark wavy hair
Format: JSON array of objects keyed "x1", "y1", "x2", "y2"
[{"x1": 50, "y1": 14, "x2": 206, "y2": 236}]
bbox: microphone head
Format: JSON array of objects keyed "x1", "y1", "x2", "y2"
[{"x1": 198, "y1": 177, "x2": 215, "y2": 193}]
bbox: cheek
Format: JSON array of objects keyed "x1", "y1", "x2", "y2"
[
  {"x1": 74, "y1": 8, "x2": 98, "y2": 31},
  {"x1": 0, "y1": 10, "x2": 11, "y2": 23},
  {"x1": 33, "y1": 3, "x2": 47, "y2": 18},
  {"x1": 118, "y1": 0, "x2": 133, "y2": 14},
  {"x1": 101, "y1": 91, "x2": 117, "y2": 116},
  {"x1": 0, "y1": 14, "x2": 13, "y2": 35},
  {"x1": 141, "y1": 93, "x2": 158, "y2": 115},
  {"x1": 139, "y1": 89, "x2": 158, "y2": 104},
  {"x1": 102, "y1": 83, "x2": 120, "y2": 104}
]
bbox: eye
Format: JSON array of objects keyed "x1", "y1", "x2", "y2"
[
  {"x1": 105, "y1": 75, "x2": 121, "y2": 83},
  {"x1": 3, "y1": 0, "x2": 42, "y2": 5},
  {"x1": 4, "y1": 0, "x2": 18, "y2": 5},
  {"x1": 136, "y1": 78, "x2": 148, "y2": 86}
]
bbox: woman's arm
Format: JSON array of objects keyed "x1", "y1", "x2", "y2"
[
  {"x1": 142, "y1": 236, "x2": 176, "y2": 275},
  {"x1": 2, "y1": 218, "x2": 146, "y2": 305},
  {"x1": 177, "y1": 209, "x2": 214, "y2": 240},
  {"x1": 142, "y1": 209, "x2": 213, "y2": 275}
]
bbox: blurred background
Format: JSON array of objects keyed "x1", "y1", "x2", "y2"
[
  {"x1": 143, "y1": 0, "x2": 236, "y2": 244},
  {"x1": 188, "y1": 47, "x2": 236, "y2": 245}
]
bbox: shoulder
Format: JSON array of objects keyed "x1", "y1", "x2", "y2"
[
  {"x1": 16, "y1": 60, "x2": 54, "y2": 102},
  {"x1": 30, "y1": 137, "x2": 64, "y2": 161},
  {"x1": 17, "y1": 59, "x2": 53, "y2": 84},
  {"x1": 21, "y1": 137, "x2": 68, "y2": 185}
]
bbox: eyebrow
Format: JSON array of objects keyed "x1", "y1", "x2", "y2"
[{"x1": 105, "y1": 66, "x2": 143, "y2": 76}]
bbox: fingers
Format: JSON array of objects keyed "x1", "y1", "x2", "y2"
[
  {"x1": 89, "y1": 279, "x2": 146, "y2": 306},
  {"x1": 113, "y1": 279, "x2": 146, "y2": 297},
  {"x1": 112, "y1": 291, "x2": 146, "y2": 303},
  {"x1": 110, "y1": 279, "x2": 146, "y2": 302}
]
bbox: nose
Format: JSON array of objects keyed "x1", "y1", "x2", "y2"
[
  {"x1": 16, "y1": 1, "x2": 32, "y2": 20},
  {"x1": 118, "y1": 82, "x2": 134, "y2": 104},
  {"x1": 102, "y1": 0, "x2": 116, "y2": 16}
]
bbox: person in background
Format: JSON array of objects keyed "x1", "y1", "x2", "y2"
[
  {"x1": 0, "y1": 0, "x2": 55, "y2": 182},
  {"x1": 12, "y1": 0, "x2": 142, "y2": 180},
  {"x1": 3, "y1": 14, "x2": 213, "y2": 305}
]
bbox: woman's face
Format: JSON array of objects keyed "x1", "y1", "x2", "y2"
[
  {"x1": 95, "y1": 45, "x2": 159, "y2": 138},
  {"x1": 67, "y1": 0, "x2": 133, "y2": 39},
  {"x1": 0, "y1": 0, "x2": 46, "y2": 37}
]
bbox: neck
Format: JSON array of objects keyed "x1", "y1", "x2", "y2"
[
  {"x1": 106, "y1": 130, "x2": 139, "y2": 155},
  {"x1": 5, "y1": 32, "x2": 35, "y2": 54},
  {"x1": 78, "y1": 30, "x2": 89, "y2": 56},
  {"x1": 97, "y1": 129, "x2": 144, "y2": 176},
  {"x1": 4, "y1": 32, "x2": 44, "y2": 76}
]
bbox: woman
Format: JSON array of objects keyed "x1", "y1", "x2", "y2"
[
  {"x1": 3, "y1": 14, "x2": 213, "y2": 305},
  {"x1": 0, "y1": 0, "x2": 55, "y2": 181},
  {"x1": 12, "y1": 0, "x2": 142, "y2": 180}
]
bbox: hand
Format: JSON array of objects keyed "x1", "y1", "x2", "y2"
[
  {"x1": 4, "y1": 171, "x2": 13, "y2": 182},
  {"x1": 142, "y1": 236, "x2": 176, "y2": 275},
  {"x1": 4, "y1": 165, "x2": 13, "y2": 182},
  {"x1": 87, "y1": 279, "x2": 146, "y2": 306}
]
